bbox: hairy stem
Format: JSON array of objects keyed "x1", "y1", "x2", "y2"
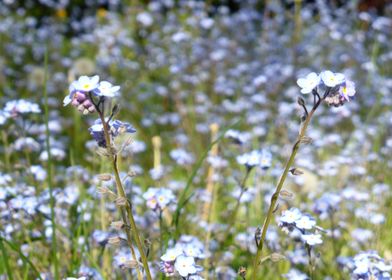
[
  {"x1": 251, "y1": 98, "x2": 322, "y2": 279},
  {"x1": 97, "y1": 111, "x2": 152, "y2": 280}
]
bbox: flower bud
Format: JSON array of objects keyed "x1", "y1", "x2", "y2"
[
  {"x1": 98, "y1": 173, "x2": 112, "y2": 181},
  {"x1": 299, "y1": 136, "x2": 313, "y2": 144},
  {"x1": 280, "y1": 189, "x2": 294, "y2": 200},
  {"x1": 238, "y1": 267, "x2": 246, "y2": 278},
  {"x1": 289, "y1": 168, "x2": 304, "y2": 175},
  {"x1": 111, "y1": 221, "x2": 125, "y2": 230},
  {"x1": 115, "y1": 197, "x2": 127, "y2": 206},
  {"x1": 97, "y1": 186, "x2": 109, "y2": 194},
  {"x1": 123, "y1": 260, "x2": 139, "y2": 269},
  {"x1": 270, "y1": 253, "x2": 286, "y2": 262},
  {"x1": 108, "y1": 236, "x2": 122, "y2": 246},
  {"x1": 297, "y1": 96, "x2": 305, "y2": 107}
]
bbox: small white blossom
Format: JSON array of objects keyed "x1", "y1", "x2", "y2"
[{"x1": 297, "y1": 72, "x2": 320, "y2": 94}]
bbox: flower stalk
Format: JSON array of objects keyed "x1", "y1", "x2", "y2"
[
  {"x1": 251, "y1": 90, "x2": 325, "y2": 279},
  {"x1": 96, "y1": 108, "x2": 152, "y2": 280}
]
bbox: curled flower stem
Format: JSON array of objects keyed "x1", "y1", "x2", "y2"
[
  {"x1": 251, "y1": 94, "x2": 325, "y2": 279},
  {"x1": 96, "y1": 108, "x2": 152, "y2": 280}
]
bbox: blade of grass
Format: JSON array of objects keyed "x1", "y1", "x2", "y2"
[
  {"x1": 43, "y1": 44, "x2": 60, "y2": 279},
  {"x1": 172, "y1": 118, "x2": 242, "y2": 237},
  {"x1": 0, "y1": 237, "x2": 43, "y2": 280},
  {"x1": 0, "y1": 237, "x2": 13, "y2": 280}
]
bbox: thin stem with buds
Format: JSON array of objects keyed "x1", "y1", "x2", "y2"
[
  {"x1": 250, "y1": 91, "x2": 327, "y2": 279},
  {"x1": 92, "y1": 97, "x2": 152, "y2": 280}
]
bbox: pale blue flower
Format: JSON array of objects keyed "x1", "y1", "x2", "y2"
[
  {"x1": 320, "y1": 71, "x2": 345, "y2": 87},
  {"x1": 296, "y1": 72, "x2": 320, "y2": 94}
]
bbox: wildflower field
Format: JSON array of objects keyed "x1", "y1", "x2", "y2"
[{"x1": 0, "y1": 1, "x2": 391, "y2": 279}]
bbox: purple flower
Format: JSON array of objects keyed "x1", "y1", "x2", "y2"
[{"x1": 339, "y1": 79, "x2": 356, "y2": 101}]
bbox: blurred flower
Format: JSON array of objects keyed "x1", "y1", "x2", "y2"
[
  {"x1": 237, "y1": 149, "x2": 271, "y2": 170},
  {"x1": 88, "y1": 119, "x2": 136, "y2": 147},
  {"x1": 143, "y1": 187, "x2": 176, "y2": 212},
  {"x1": 93, "y1": 81, "x2": 120, "y2": 97},
  {"x1": 320, "y1": 71, "x2": 345, "y2": 87},
  {"x1": 3, "y1": 100, "x2": 41, "y2": 116},
  {"x1": 339, "y1": 79, "x2": 356, "y2": 101},
  {"x1": 73, "y1": 58, "x2": 95, "y2": 76},
  {"x1": 174, "y1": 255, "x2": 197, "y2": 277},
  {"x1": 301, "y1": 234, "x2": 323, "y2": 246},
  {"x1": 297, "y1": 72, "x2": 320, "y2": 94}
]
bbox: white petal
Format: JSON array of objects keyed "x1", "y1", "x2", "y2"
[
  {"x1": 91, "y1": 75, "x2": 100, "y2": 84},
  {"x1": 63, "y1": 95, "x2": 72, "y2": 106}
]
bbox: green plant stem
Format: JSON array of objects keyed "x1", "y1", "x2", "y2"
[
  {"x1": 120, "y1": 208, "x2": 143, "y2": 280},
  {"x1": 251, "y1": 101, "x2": 321, "y2": 279},
  {"x1": 43, "y1": 45, "x2": 60, "y2": 280},
  {"x1": 98, "y1": 112, "x2": 152, "y2": 280},
  {"x1": 220, "y1": 169, "x2": 251, "y2": 242},
  {"x1": 306, "y1": 245, "x2": 314, "y2": 280},
  {"x1": 0, "y1": 238, "x2": 13, "y2": 280}
]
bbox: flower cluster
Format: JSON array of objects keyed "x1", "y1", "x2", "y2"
[
  {"x1": 88, "y1": 119, "x2": 136, "y2": 148},
  {"x1": 236, "y1": 149, "x2": 272, "y2": 170},
  {"x1": 279, "y1": 208, "x2": 322, "y2": 246},
  {"x1": 297, "y1": 70, "x2": 356, "y2": 107},
  {"x1": 339, "y1": 252, "x2": 392, "y2": 280},
  {"x1": 142, "y1": 187, "x2": 176, "y2": 212},
  {"x1": 64, "y1": 75, "x2": 120, "y2": 114},
  {"x1": 160, "y1": 236, "x2": 205, "y2": 278},
  {"x1": 0, "y1": 99, "x2": 41, "y2": 125}
]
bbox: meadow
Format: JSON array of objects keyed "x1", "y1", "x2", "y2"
[{"x1": 0, "y1": 1, "x2": 391, "y2": 279}]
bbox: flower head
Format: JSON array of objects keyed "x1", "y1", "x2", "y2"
[
  {"x1": 74, "y1": 75, "x2": 100, "y2": 92},
  {"x1": 339, "y1": 79, "x2": 356, "y2": 101},
  {"x1": 237, "y1": 150, "x2": 271, "y2": 170},
  {"x1": 301, "y1": 234, "x2": 323, "y2": 246},
  {"x1": 93, "y1": 81, "x2": 120, "y2": 97},
  {"x1": 143, "y1": 187, "x2": 176, "y2": 211},
  {"x1": 279, "y1": 208, "x2": 302, "y2": 224},
  {"x1": 174, "y1": 255, "x2": 197, "y2": 277},
  {"x1": 297, "y1": 72, "x2": 320, "y2": 94},
  {"x1": 320, "y1": 71, "x2": 345, "y2": 87}
]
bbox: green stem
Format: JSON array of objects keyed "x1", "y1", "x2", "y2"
[
  {"x1": 251, "y1": 101, "x2": 321, "y2": 279},
  {"x1": 43, "y1": 45, "x2": 60, "y2": 280},
  {"x1": 98, "y1": 111, "x2": 152, "y2": 280},
  {"x1": 306, "y1": 245, "x2": 314, "y2": 280},
  {"x1": 0, "y1": 238, "x2": 13, "y2": 280},
  {"x1": 221, "y1": 168, "x2": 251, "y2": 241}
]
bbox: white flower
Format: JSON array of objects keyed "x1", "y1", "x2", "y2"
[
  {"x1": 161, "y1": 248, "x2": 183, "y2": 262},
  {"x1": 95, "y1": 81, "x2": 120, "y2": 97},
  {"x1": 280, "y1": 208, "x2": 302, "y2": 224},
  {"x1": 353, "y1": 259, "x2": 370, "y2": 275},
  {"x1": 74, "y1": 75, "x2": 100, "y2": 92},
  {"x1": 137, "y1": 12, "x2": 153, "y2": 26},
  {"x1": 339, "y1": 79, "x2": 356, "y2": 101},
  {"x1": 295, "y1": 215, "x2": 316, "y2": 230},
  {"x1": 320, "y1": 71, "x2": 345, "y2": 87},
  {"x1": 296, "y1": 72, "x2": 320, "y2": 94},
  {"x1": 301, "y1": 234, "x2": 323, "y2": 246},
  {"x1": 174, "y1": 255, "x2": 197, "y2": 277}
]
